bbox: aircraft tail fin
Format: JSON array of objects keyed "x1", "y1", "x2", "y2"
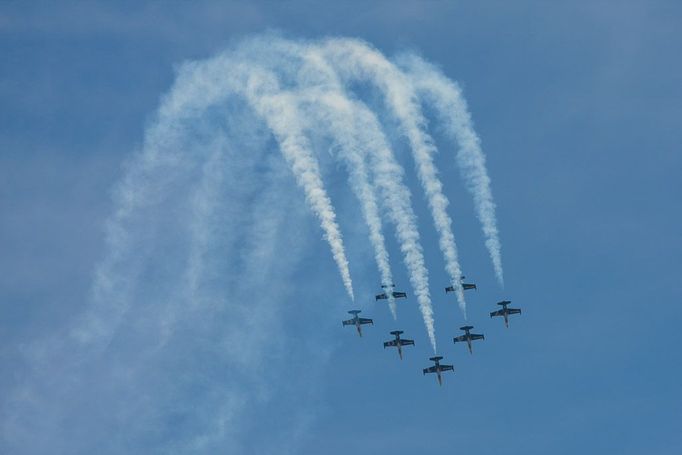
[
  {"x1": 460, "y1": 325, "x2": 474, "y2": 331},
  {"x1": 348, "y1": 309, "x2": 361, "y2": 315},
  {"x1": 390, "y1": 330, "x2": 403, "y2": 336},
  {"x1": 429, "y1": 356, "x2": 443, "y2": 362},
  {"x1": 497, "y1": 300, "x2": 511, "y2": 306}
]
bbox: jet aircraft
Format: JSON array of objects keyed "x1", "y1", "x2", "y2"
[
  {"x1": 375, "y1": 284, "x2": 407, "y2": 301},
  {"x1": 490, "y1": 300, "x2": 522, "y2": 327},
  {"x1": 383, "y1": 330, "x2": 415, "y2": 360},
  {"x1": 453, "y1": 325, "x2": 485, "y2": 354},
  {"x1": 422, "y1": 356, "x2": 454, "y2": 386},
  {"x1": 445, "y1": 276, "x2": 477, "y2": 293},
  {"x1": 342, "y1": 310, "x2": 373, "y2": 337}
]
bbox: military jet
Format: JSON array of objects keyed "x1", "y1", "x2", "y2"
[
  {"x1": 375, "y1": 284, "x2": 407, "y2": 301},
  {"x1": 422, "y1": 356, "x2": 454, "y2": 386},
  {"x1": 453, "y1": 325, "x2": 485, "y2": 354},
  {"x1": 490, "y1": 300, "x2": 522, "y2": 327},
  {"x1": 342, "y1": 310, "x2": 373, "y2": 337},
  {"x1": 445, "y1": 276, "x2": 477, "y2": 293},
  {"x1": 383, "y1": 330, "x2": 415, "y2": 360}
]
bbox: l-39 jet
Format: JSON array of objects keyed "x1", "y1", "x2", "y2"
[
  {"x1": 490, "y1": 300, "x2": 522, "y2": 328},
  {"x1": 453, "y1": 325, "x2": 485, "y2": 354},
  {"x1": 445, "y1": 275, "x2": 477, "y2": 293},
  {"x1": 342, "y1": 310, "x2": 373, "y2": 337},
  {"x1": 423, "y1": 356, "x2": 454, "y2": 386},
  {"x1": 375, "y1": 284, "x2": 407, "y2": 301},
  {"x1": 383, "y1": 330, "x2": 415, "y2": 360}
]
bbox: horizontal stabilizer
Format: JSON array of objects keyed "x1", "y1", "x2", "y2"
[
  {"x1": 390, "y1": 330, "x2": 403, "y2": 335},
  {"x1": 348, "y1": 309, "x2": 361, "y2": 315},
  {"x1": 429, "y1": 356, "x2": 443, "y2": 362},
  {"x1": 460, "y1": 325, "x2": 474, "y2": 331},
  {"x1": 497, "y1": 300, "x2": 511, "y2": 306}
]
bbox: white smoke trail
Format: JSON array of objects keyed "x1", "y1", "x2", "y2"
[
  {"x1": 136, "y1": 54, "x2": 356, "y2": 301},
  {"x1": 398, "y1": 55, "x2": 504, "y2": 286},
  {"x1": 76, "y1": 59, "x2": 247, "y2": 347},
  {"x1": 305, "y1": 93, "x2": 396, "y2": 316},
  {"x1": 354, "y1": 102, "x2": 438, "y2": 350},
  {"x1": 319, "y1": 38, "x2": 468, "y2": 316},
  {"x1": 82, "y1": 54, "x2": 355, "y2": 349},
  {"x1": 353, "y1": 102, "x2": 437, "y2": 352},
  {"x1": 168, "y1": 56, "x2": 356, "y2": 301},
  {"x1": 3, "y1": 35, "x2": 512, "y2": 453},
  {"x1": 289, "y1": 48, "x2": 396, "y2": 317},
  {"x1": 74, "y1": 34, "x2": 501, "y2": 368},
  {"x1": 286, "y1": 43, "x2": 437, "y2": 347},
  {"x1": 242, "y1": 68, "x2": 355, "y2": 301},
  {"x1": 312, "y1": 92, "x2": 438, "y2": 347}
]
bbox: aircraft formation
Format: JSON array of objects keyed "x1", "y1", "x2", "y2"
[{"x1": 342, "y1": 276, "x2": 522, "y2": 385}]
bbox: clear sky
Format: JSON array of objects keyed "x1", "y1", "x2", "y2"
[{"x1": 1, "y1": 2, "x2": 681, "y2": 454}]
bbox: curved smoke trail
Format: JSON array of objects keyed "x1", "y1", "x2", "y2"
[
  {"x1": 75, "y1": 32, "x2": 502, "y2": 392},
  {"x1": 288, "y1": 42, "x2": 436, "y2": 346},
  {"x1": 302, "y1": 89, "x2": 397, "y2": 317},
  {"x1": 336, "y1": 95, "x2": 437, "y2": 350},
  {"x1": 299, "y1": 89, "x2": 437, "y2": 348},
  {"x1": 273, "y1": 42, "x2": 397, "y2": 316},
  {"x1": 319, "y1": 38, "x2": 469, "y2": 316},
  {"x1": 5, "y1": 35, "x2": 506, "y2": 453},
  {"x1": 242, "y1": 69, "x2": 355, "y2": 300},
  {"x1": 398, "y1": 54, "x2": 504, "y2": 286},
  {"x1": 293, "y1": 46, "x2": 397, "y2": 317}
]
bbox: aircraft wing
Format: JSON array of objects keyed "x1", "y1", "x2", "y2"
[
  {"x1": 490, "y1": 309, "x2": 505, "y2": 317},
  {"x1": 375, "y1": 293, "x2": 387, "y2": 300},
  {"x1": 342, "y1": 319, "x2": 355, "y2": 326},
  {"x1": 423, "y1": 366, "x2": 438, "y2": 375},
  {"x1": 508, "y1": 308, "x2": 522, "y2": 315},
  {"x1": 392, "y1": 291, "x2": 407, "y2": 299},
  {"x1": 384, "y1": 340, "x2": 398, "y2": 348},
  {"x1": 440, "y1": 364, "x2": 454, "y2": 372},
  {"x1": 453, "y1": 335, "x2": 468, "y2": 343},
  {"x1": 470, "y1": 334, "x2": 485, "y2": 340},
  {"x1": 358, "y1": 317, "x2": 373, "y2": 325},
  {"x1": 399, "y1": 339, "x2": 415, "y2": 346},
  {"x1": 446, "y1": 284, "x2": 476, "y2": 292}
]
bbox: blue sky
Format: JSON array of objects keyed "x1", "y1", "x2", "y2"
[{"x1": 1, "y1": 2, "x2": 681, "y2": 454}]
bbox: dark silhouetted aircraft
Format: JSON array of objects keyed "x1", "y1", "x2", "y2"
[
  {"x1": 490, "y1": 300, "x2": 522, "y2": 327},
  {"x1": 445, "y1": 276, "x2": 477, "y2": 293},
  {"x1": 375, "y1": 284, "x2": 407, "y2": 301},
  {"x1": 453, "y1": 325, "x2": 485, "y2": 354},
  {"x1": 383, "y1": 330, "x2": 415, "y2": 360},
  {"x1": 342, "y1": 310, "x2": 373, "y2": 337},
  {"x1": 422, "y1": 356, "x2": 454, "y2": 385}
]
